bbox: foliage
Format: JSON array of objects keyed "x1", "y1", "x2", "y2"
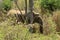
[
  {"x1": 40, "y1": 0, "x2": 60, "y2": 13},
  {"x1": 2, "y1": 0, "x2": 12, "y2": 11}
]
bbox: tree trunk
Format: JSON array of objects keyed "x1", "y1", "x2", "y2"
[
  {"x1": 28, "y1": 0, "x2": 34, "y2": 24},
  {"x1": 29, "y1": 0, "x2": 33, "y2": 12},
  {"x1": 25, "y1": 0, "x2": 27, "y2": 14}
]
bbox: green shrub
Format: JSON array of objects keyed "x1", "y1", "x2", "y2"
[
  {"x1": 40, "y1": 0, "x2": 60, "y2": 14},
  {"x1": 2, "y1": 0, "x2": 12, "y2": 11}
]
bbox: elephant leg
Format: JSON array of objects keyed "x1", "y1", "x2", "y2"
[{"x1": 33, "y1": 16, "x2": 43, "y2": 34}]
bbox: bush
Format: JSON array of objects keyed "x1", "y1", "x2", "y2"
[
  {"x1": 2, "y1": 0, "x2": 12, "y2": 11},
  {"x1": 40, "y1": 0, "x2": 60, "y2": 14}
]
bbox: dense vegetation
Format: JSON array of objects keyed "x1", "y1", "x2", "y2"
[{"x1": 0, "y1": 0, "x2": 60, "y2": 40}]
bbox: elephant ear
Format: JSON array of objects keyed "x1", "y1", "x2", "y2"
[{"x1": 33, "y1": 11, "x2": 39, "y2": 17}]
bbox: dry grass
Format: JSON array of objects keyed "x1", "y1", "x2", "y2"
[
  {"x1": 0, "y1": 19, "x2": 60, "y2": 40},
  {"x1": 53, "y1": 10, "x2": 60, "y2": 32},
  {"x1": 42, "y1": 14, "x2": 56, "y2": 35}
]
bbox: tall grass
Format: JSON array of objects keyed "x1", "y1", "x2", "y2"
[{"x1": 53, "y1": 10, "x2": 60, "y2": 32}]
